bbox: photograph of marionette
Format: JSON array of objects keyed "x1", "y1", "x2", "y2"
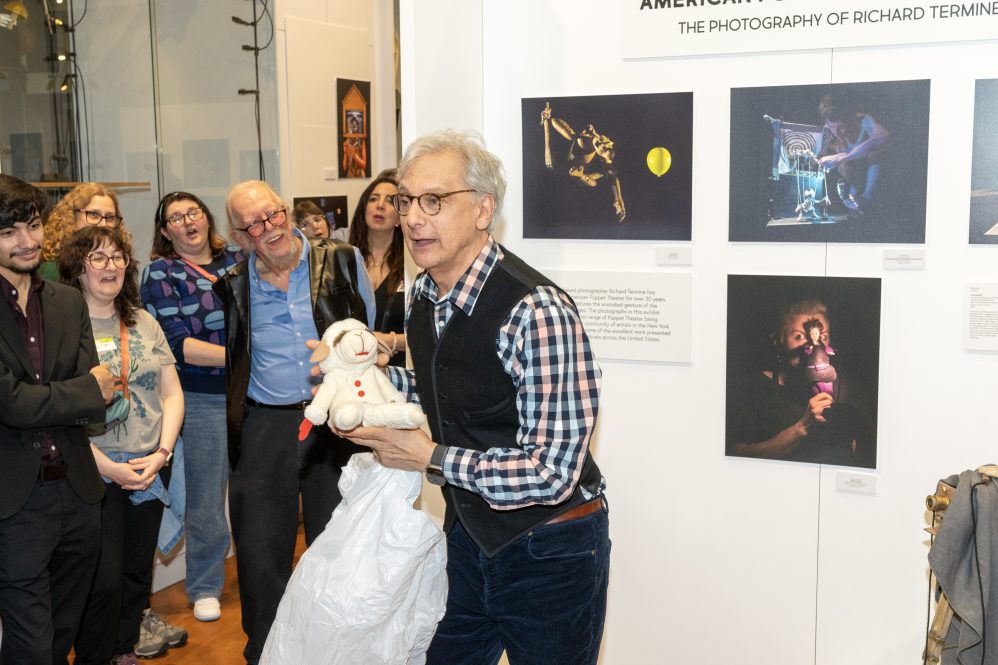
[
  {"x1": 521, "y1": 93, "x2": 693, "y2": 241},
  {"x1": 725, "y1": 275, "x2": 881, "y2": 469},
  {"x1": 337, "y1": 78, "x2": 371, "y2": 179},
  {"x1": 968, "y1": 78, "x2": 998, "y2": 244},
  {"x1": 729, "y1": 80, "x2": 929, "y2": 243}
]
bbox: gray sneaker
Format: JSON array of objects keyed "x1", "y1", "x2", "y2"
[
  {"x1": 141, "y1": 608, "x2": 188, "y2": 649},
  {"x1": 134, "y1": 618, "x2": 169, "y2": 658}
]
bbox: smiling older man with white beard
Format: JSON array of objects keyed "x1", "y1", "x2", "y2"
[{"x1": 214, "y1": 180, "x2": 376, "y2": 665}]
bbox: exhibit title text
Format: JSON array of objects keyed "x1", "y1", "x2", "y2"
[
  {"x1": 653, "y1": 4, "x2": 998, "y2": 33},
  {"x1": 640, "y1": 0, "x2": 779, "y2": 7}
]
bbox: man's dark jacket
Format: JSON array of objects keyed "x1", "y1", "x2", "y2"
[
  {"x1": 0, "y1": 280, "x2": 105, "y2": 518},
  {"x1": 214, "y1": 238, "x2": 367, "y2": 470}
]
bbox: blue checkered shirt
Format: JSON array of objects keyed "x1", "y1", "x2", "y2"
[{"x1": 388, "y1": 237, "x2": 604, "y2": 509}]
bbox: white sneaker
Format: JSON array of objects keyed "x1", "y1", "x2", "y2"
[{"x1": 193, "y1": 597, "x2": 221, "y2": 622}]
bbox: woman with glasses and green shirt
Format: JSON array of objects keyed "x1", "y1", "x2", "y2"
[
  {"x1": 39, "y1": 182, "x2": 125, "y2": 280},
  {"x1": 140, "y1": 191, "x2": 244, "y2": 623}
]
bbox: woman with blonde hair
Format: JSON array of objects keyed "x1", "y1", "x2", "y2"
[{"x1": 40, "y1": 183, "x2": 124, "y2": 280}]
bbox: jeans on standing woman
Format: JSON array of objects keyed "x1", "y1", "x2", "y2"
[{"x1": 181, "y1": 392, "x2": 229, "y2": 602}]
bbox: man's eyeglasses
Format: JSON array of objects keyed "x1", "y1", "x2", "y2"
[
  {"x1": 165, "y1": 207, "x2": 205, "y2": 227},
  {"x1": 75, "y1": 209, "x2": 123, "y2": 227},
  {"x1": 389, "y1": 190, "x2": 477, "y2": 216},
  {"x1": 296, "y1": 215, "x2": 326, "y2": 228},
  {"x1": 236, "y1": 209, "x2": 288, "y2": 238},
  {"x1": 86, "y1": 252, "x2": 130, "y2": 270}
]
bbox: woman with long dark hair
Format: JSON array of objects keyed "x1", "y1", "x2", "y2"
[{"x1": 349, "y1": 169, "x2": 406, "y2": 366}]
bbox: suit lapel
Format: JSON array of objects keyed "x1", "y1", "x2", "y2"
[{"x1": 40, "y1": 281, "x2": 62, "y2": 381}]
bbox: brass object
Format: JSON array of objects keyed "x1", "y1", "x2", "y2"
[{"x1": 926, "y1": 481, "x2": 955, "y2": 514}]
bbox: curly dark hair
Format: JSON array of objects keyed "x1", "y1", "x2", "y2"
[
  {"x1": 151, "y1": 191, "x2": 228, "y2": 260},
  {"x1": 58, "y1": 226, "x2": 142, "y2": 327},
  {"x1": 0, "y1": 175, "x2": 49, "y2": 229},
  {"x1": 348, "y1": 169, "x2": 403, "y2": 294}
]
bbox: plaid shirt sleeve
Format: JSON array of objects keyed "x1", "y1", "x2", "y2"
[
  {"x1": 386, "y1": 366, "x2": 420, "y2": 405},
  {"x1": 444, "y1": 285, "x2": 602, "y2": 509}
]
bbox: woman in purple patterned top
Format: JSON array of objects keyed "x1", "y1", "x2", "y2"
[{"x1": 140, "y1": 191, "x2": 243, "y2": 622}]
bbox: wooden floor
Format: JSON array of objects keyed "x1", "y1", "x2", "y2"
[{"x1": 143, "y1": 527, "x2": 307, "y2": 664}]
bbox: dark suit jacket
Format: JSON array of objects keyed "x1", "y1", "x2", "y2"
[
  {"x1": 214, "y1": 238, "x2": 367, "y2": 470},
  {"x1": 0, "y1": 279, "x2": 107, "y2": 518}
]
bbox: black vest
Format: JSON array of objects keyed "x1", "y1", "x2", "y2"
[{"x1": 409, "y1": 248, "x2": 603, "y2": 557}]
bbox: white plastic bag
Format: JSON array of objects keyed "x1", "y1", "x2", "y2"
[{"x1": 261, "y1": 452, "x2": 447, "y2": 665}]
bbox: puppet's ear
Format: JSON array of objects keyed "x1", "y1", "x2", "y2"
[{"x1": 309, "y1": 341, "x2": 331, "y2": 364}]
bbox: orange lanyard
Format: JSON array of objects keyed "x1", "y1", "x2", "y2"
[
  {"x1": 181, "y1": 259, "x2": 218, "y2": 284},
  {"x1": 118, "y1": 319, "x2": 130, "y2": 400}
]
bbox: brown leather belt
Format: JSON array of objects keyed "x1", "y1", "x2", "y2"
[
  {"x1": 246, "y1": 398, "x2": 311, "y2": 411},
  {"x1": 546, "y1": 496, "x2": 605, "y2": 526},
  {"x1": 38, "y1": 464, "x2": 68, "y2": 482}
]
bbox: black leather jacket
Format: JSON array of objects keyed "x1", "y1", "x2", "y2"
[{"x1": 214, "y1": 238, "x2": 367, "y2": 470}]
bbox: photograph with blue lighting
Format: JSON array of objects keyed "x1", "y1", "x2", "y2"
[{"x1": 728, "y1": 79, "x2": 929, "y2": 244}]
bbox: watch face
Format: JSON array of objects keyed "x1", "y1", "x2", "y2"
[{"x1": 426, "y1": 466, "x2": 446, "y2": 486}]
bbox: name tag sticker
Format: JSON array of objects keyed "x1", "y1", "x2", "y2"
[{"x1": 95, "y1": 337, "x2": 117, "y2": 353}]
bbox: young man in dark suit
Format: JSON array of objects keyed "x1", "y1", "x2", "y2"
[{"x1": 0, "y1": 175, "x2": 114, "y2": 665}]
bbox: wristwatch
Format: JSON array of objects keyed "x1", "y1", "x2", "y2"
[
  {"x1": 425, "y1": 444, "x2": 447, "y2": 486},
  {"x1": 156, "y1": 447, "x2": 174, "y2": 467}
]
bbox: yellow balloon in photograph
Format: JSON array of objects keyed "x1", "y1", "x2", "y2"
[{"x1": 646, "y1": 147, "x2": 672, "y2": 177}]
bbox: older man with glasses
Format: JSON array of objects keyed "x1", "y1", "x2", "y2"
[
  {"x1": 341, "y1": 131, "x2": 610, "y2": 665},
  {"x1": 214, "y1": 180, "x2": 375, "y2": 665}
]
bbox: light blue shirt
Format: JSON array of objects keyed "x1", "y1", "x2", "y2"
[{"x1": 247, "y1": 228, "x2": 375, "y2": 404}]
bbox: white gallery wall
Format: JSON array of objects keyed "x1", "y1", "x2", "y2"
[
  {"x1": 401, "y1": 1, "x2": 995, "y2": 663},
  {"x1": 273, "y1": 0, "x2": 398, "y2": 221}
]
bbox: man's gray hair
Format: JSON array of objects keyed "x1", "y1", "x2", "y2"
[
  {"x1": 398, "y1": 130, "x2": 506, "y2": 230},
  {"x1": 224, "y1": 180, "x2": 285, "y2": 228}
]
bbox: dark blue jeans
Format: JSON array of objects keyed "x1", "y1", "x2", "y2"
[{"x1": 427, "y1": 502, "x2": 610, "y2": 665}]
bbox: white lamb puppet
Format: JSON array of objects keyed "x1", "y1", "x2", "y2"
[{"x1": 300, "y1": 318, "x2": 424, "y2": 437}]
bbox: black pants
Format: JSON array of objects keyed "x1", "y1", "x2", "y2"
[
  {"x1": 230, "y1": 406, "x2": 364, "y2": 664},
  {"x1": 0, "y1": 477, "x2": 100, "y2": 665},
  {"x1": 73, "y1": 467, "x2": 169, "y2": 664}
]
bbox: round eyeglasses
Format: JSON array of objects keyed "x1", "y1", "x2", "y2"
[
  {"x1": 389, "y1": 190, "x2": 477, "y2": 216},
  {"x1": 165, "y1": 207, "x2": 205, "y2": 227},
  {"x1": 236, "y1": 208, "x2": 288, "y2": 238},
  {"x1": 86, "y1": 252, "x2": 130, "y2": 270},
  {"x1": 75, "y1": 209, "x2": 123, "y2": 227}
]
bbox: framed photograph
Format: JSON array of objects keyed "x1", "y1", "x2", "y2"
[
  {"x1": 725, "y1": 274, "x2": 881, "y2": 469},
  {"x1": 521, "y1": 92, "x2": 693, "y2": 241},
  {"x1": 336, "y1": 79, "x2": 371, "y2": 179},
  {"x1": 729, "y1": 80, "x2": 929, "y2": 244},
  {"x1": 969, "y1": 79, "x2": 998, "y2": 244}
]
